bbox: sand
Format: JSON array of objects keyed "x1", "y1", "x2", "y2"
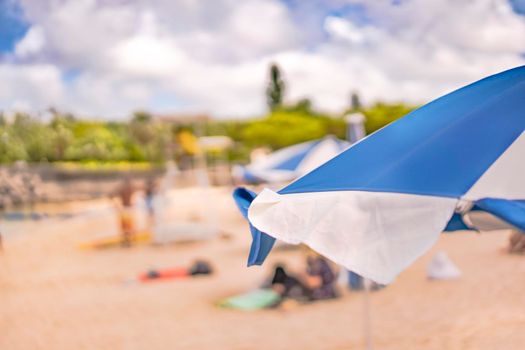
[{"x1": 1, "y1": 187, "x2": 525, "y2": 350}]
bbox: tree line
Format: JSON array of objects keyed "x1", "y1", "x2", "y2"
[{"x1": 0, "y1": 64, "x2": 417, "y2": 164}]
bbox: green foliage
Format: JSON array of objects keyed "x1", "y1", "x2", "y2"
[
  {"x1": 128, "y1": 112, "x2": 156, "y2": 160},
  {"x1": 201, "y1": 99, "x2": 415, "y2": 162},
  {"x1": 66, "y1": 123, "x2": 128, "y2": 161},
  {"x1": 0, "y1": 127, "x2": 27, "y2": 162},
  {"x1": 50, "y1": 124, "x2": 73, "y2": 160},
  {"x1": 11, "y1": 113, "x2": 55, "y2": 162},
  {"x1": 132, "y1": 110, "x2": 153, "y2": 123},
  {"x1": 284, "y1": 98, "x2": 313, "y2": 115},
  {"x1": 242, "y1": 114, "x2": 318, "y2": 149},
  {"x1": 0, "y1": 62, "x2": 416, "y2": 165},
  {"x1": 350, "y1": 92, "x2": 362, "y2": 111},
  {"x1": 266, "y1": 63, "x2": 285, "y2": 111},
  {"x1": 0, "y1": 99, "x2": 416, "y2": 164},
  {"x1": 362, "y1": 102, "x2": 417, "y2": 134},
  {"x1": 241, "y1": 109, "x2": 344, "y2": 150}
]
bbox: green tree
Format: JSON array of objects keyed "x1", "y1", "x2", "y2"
[
  {"x1": 0, "y1": 128, "x2": 27, "y2": 163},
  {"x1": 50, "y1": 124, "x2": 73, "y2": 161},
  {"x1": 266, "y1": 63, "x2": 285, "y2": 111},
  {"x1": 131, "y1": 110, "x2": 152, "y2": 123},
  {"x1": 48, "y1": 114, "x2": 74, "y2": 161},
  {"x1": 286, "y1": 98, "x2": 313, "y2": 114},
  {"x1": 242, "y1": 110, "x2": 330, "y2": 149},
  {"x1": 362, "y1": 102, "x2": 417, "y2": 134},
  {"x1": 66, "y1": 122, "x2": 130, "y2": 161},
  {"x1": 129, "y1": 111, "x2": 155, "y2": 146},
  {"x1": 350, "y1": 91, "x2": 362, "y2": 111},
  {"x1": 11, "y1": 113, "x2": 54, "y2": 162}
]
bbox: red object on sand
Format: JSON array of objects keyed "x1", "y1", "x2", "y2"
[{"x1": 138, "y1": 268, "x2": 189, "y2": 282}]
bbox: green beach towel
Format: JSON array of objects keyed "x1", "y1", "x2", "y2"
[{"x1": 218, "y1": 289, "x2": 281, "y2": 310}]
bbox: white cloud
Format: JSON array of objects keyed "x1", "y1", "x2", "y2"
[
  {"x1": 324, "y1": 16, "x2": 366, "y2": 44},
  {"x1": 14, "y1": 25, "x2": 45, "y2": 58},
  {"x1": 225, "y1": 0, "x2": 301, "y2": 57},
  {"x1": 0, "y1": 0, "x2": 524, "y2": 118},
  {"x1": 0, "y1": 64, "x2": 63, "y2": 111},
  {"x1": 110, "y1": 12, "x2": 186, "y2": 78}
]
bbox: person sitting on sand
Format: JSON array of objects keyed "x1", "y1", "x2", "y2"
[
  {"x1": 269, "y1": 255, "x2": 339, "y2": 303},
  {"x1": 305, "y1": 253, "x2": 339, "y2": 300},
  {"x1": 270, "y1": 265, "x2": 310, "y2": 301}
]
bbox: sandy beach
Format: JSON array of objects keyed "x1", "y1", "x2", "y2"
[{"x1": 1, "y1": 187, "x2": 525, "y2": 350}]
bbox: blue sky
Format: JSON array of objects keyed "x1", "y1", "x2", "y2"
[
  {"x1": 0, "y1": 0, "x2": 29, "y2": 53},
  {"x1": 511, "y1": 0, "x2": 525, "y2": 13},
  {"x1": 0, "y1": 0, "x2": 524, "y2": 119}
]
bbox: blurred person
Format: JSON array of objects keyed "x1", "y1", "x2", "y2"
[
  {"x1": 140, "y1": 260, "x2": 213, "y2": 282},
  {"x1": 305, "y1": 253, "x2": 339, "y2": 300},
  {"x1": 114, "y1": 177, "x2": 135, "y2": 247},
  {"x1": 269, "y1": 254, "x2": 339, "y2": 303},
  {"x1": 270, "y1": 265, "x2": 310, "y2": 301},
  {"x1": 144, "y1": 177, "x2": 157, "y2": 226}
]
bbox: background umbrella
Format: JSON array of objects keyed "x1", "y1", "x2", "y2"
[
  {"x1": 234, "y1": 65, "x2": 525, "y2": 285},
  {"x1": 234, "y1": 136, "x2": 349, "y2": 184}
]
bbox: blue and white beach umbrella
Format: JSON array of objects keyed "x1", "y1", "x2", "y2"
[
  {"x1": 235, "y1": 136, "x2": 349, "y2": 183},
  {"x1": 234, "y1": 66, "x2": 525, "y2": 285}
]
